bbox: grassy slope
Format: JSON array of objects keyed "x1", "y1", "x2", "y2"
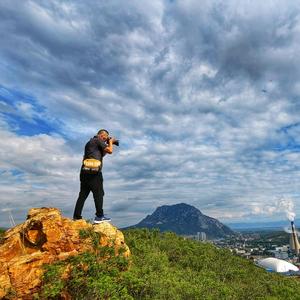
[
  {"x1": 123, "y1": 229, "x2": 300, "y2": 300},
  {"x1": 24, "y1": 228, "x2": 300, "y2": 299}
]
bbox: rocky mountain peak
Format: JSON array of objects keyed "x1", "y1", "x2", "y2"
[{"x1": 128, "y1": 203, "x2": 234, "y2": 238}]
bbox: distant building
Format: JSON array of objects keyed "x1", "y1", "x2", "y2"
[
  {"x1": 268, "y1": 246, "x2": 290, "y2": 260},
  {"x1": 257, "y1": 258, "x2": 299, "y2": 273},
  {"x1": 200, "y1": 232, "x2": 206, "y2": 241},
  {"x1": 235, "y1": 249, "x2": 246, "y2": 255},
  {"x1": 196, "y1": 232, "x2": 207, "y2": 241},
  {"x1": 275, "y1": 251, "x2": 289, "y2": 260}
]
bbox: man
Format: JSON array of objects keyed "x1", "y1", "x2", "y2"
[{"x1": 73, "y1": 129, "x2": 117, "y2": 223}]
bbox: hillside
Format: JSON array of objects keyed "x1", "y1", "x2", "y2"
[
  {"x1": 39, "y1": 228, "x2": 300, "y2": 299},
  {"x1": 127, "y1": 203, "x2": 234, "y2": 238}
]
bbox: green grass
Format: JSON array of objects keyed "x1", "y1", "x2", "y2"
[
  {"x1": 0, "y1": 228, "x2": 5, "y2": 244},
  {"x1": 36, "y1": 228, "x2": 300, "y2": 299}
]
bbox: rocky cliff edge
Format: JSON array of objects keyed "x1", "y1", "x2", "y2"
[{"x1": 0, "y1": 207, "x2": 130, "y2": 299}]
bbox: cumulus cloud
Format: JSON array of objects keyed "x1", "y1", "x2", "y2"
[{"x1": 1, "y1": 0, "x2": 300, "y2": 227}]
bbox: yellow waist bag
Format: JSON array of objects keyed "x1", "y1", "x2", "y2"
[{"x1": 82, "y1": 158, "x2": 101, "y2": 173}]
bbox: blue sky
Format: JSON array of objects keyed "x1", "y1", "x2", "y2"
[{"x1": 1, "y1": 0, "x2": 300, "y2": 228}]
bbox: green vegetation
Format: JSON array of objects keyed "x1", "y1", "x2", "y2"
[
  {"x1": 41, "y1": 228, "x2": 130, "y2": 300},
  {"x1": 40, "y1": 228, "x2": 300, "y2": 299},
  {"x1": 0, "y1": 228, "x2": 5, "y2": 244},
  {"x1": 254, "y1": 230, "x2": 290, "y2": 245}
]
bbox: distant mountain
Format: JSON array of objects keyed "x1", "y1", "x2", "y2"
[{"x1": 126, "y1": 203, "x2": 235, "y2": 238}]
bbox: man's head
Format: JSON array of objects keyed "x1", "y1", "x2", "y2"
[{"x1": 97, "y1": 129, "x2": 109, "y2": 142}]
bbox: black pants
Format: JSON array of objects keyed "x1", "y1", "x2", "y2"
[{"x1": 73, "y1": 171, "x2": 104, "y2": 219}]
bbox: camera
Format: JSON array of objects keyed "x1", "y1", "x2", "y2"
[{"x1": 107, "y1": 137, "x2": 119, "y2": 146}]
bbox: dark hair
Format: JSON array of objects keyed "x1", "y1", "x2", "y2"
[{"x1": 97, "y1": 129, "x2": 109, "y2": 135}]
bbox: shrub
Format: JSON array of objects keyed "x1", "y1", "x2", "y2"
[{"x1": 0, "y1": 228, "x2": 5, "y2": 244}]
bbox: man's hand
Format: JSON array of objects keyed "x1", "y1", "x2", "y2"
[
  {"x1": 104, "y1": 137, "x2": 116, "y2": 154},
  {"x1": 109, "y1": 137, "x2": 117, "y2": 144}
]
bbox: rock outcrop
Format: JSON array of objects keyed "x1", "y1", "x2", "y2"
[{"x1": 0, "y1": 207, "x2": 130, "y2": 299}]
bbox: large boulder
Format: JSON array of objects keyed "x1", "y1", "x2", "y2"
[{"x1": 0, "y1": 207, "x2": 130, "y2": 299}]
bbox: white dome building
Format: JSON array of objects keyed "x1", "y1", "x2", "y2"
[{"x1": 257, "y1": 257, "x2": 299, "y2": 273}]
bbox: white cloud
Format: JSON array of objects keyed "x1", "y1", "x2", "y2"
[{"x1": 1, "y1": 0, "x2": 300, "y2": 227}]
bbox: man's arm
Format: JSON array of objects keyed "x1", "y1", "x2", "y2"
[{"x1": 104, "y1": 138, "x2": 115, "y2": 154}]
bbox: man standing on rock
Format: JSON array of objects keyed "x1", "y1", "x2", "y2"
[{"x1": 73, "y1": 129, "x2": 117, "y2": 223}]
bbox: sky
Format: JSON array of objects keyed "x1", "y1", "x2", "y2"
[{"x1": 1, "y1": 0, "x2": 300, "y2": 228}]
